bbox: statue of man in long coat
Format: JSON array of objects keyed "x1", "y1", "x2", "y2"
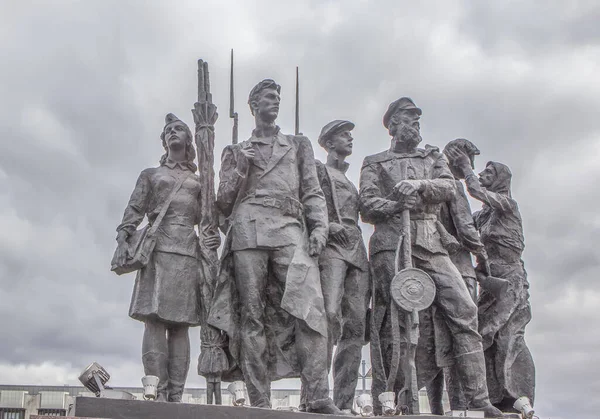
[
  {"x1": 359, "y1": 97, "x2": 504, "y2": 418},
  {"x1": 208, "y1": 79, "x2": 341, "y2": 414}
]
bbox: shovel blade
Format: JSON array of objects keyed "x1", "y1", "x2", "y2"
[{"x1": 479, "y1": 275, "x2": 509, "y2": 299}]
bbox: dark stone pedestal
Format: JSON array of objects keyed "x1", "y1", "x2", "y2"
[
  {"x1": 73, "y1": 396, "x2": 441, "y2": 419},
  {"x1": 31, "y1": 417, "x2": 106, "y2": 419}
]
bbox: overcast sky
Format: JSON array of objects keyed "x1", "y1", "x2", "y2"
[{"x1": 1, "y1": 1, "x2": 599, "y2": 417}]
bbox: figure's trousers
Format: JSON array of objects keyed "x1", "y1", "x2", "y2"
[
  {"x1": 370, "y1": 250, "x2": 490, "y2": 413},
  {"x1": 320, "y1": 258, "x2": 370, "y2": 410},
  {"x1": 485, "y1": 302, "x2": 535, "y2": 411},
  {"x1": 233, "y1": 246, "x2": 330, "y2": 408},
  {"x1": 206, "y1": 381, "x2": 222, "y2": 405},
  {"x1": 426, "y1": 272, "x2": 478, "y2": 413},
  {"x1": 426, "y1": 364, "x2": 468, "y2": 414}
]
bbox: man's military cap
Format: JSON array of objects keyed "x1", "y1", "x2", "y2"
[
  {"x1": 317, "y1": 120, "x2": 355, "y2": 148},
  {"x1": 382, "y1": 97, "x2": 422, "y2": 128}
]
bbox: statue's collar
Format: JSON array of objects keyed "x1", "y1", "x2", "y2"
[
  {"x1": 251, "y1": 125, "x2": 281, "y2": 140},
  {"x1": 163, "y1": 159, "x2": 196, "y2": 172},
  {"x1": 327, "y1": 158, "x2": 350, "y2": 174},
  {"x1": 387, "y1": 145, "x2": 438, "y2": 159}
]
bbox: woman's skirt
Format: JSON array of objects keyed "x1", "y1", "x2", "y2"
[{"x1": 129, "y1": 250, "x2": 201, "y2": 326}]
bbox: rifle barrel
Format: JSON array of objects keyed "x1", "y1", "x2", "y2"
[
  {"x1": 230, "y1": 49, "x2": 238, "y2": 144},
  {"x1": 229, "y1": 49, "x2": 235, "y2": 118},
  {"x1": 295, "y1": 66, "x2": 299, "y2": 135}
]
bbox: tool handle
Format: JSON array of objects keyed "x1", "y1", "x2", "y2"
[
  {"x1": 402, "y1": 209, "x2": 412, "y2": 269},
  {"x1": 399, "y1": 161, "x2": 413, "y2": 269}
]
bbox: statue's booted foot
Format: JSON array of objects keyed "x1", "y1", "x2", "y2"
[
  {"x1": 307, "y1": 398, "x2": 352, "y2": 415},
  {"x1": 471, "y1": 403, "x2": 507, "y2": 418}
]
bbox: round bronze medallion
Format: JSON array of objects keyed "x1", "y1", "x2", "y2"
[{"x1": 390, "y1": 268, "x2": 436, "y2": 311}]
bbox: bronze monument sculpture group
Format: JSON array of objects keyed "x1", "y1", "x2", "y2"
[{"x1": 112, "y1": 57, "x2": 535, "y2": 418}]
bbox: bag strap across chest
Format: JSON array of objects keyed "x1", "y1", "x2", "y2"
[{"x1": 148, "y1": 171, "x2": 194, "y2": 235}]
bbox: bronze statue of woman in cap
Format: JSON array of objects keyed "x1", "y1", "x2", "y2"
[{"x1": 113, "y1": 114, "x2": 220, "y2": 402}]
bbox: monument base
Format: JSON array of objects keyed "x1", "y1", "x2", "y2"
[
  {"x1": 443, "y1": 411, "x2": 520, "y2": 418},
  {"x1": 72, "y1": 396, "x2": 443, "y2": 419}
]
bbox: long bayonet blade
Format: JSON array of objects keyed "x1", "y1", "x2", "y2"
[
  {"x1": 229, "y1": 49, "x2": 235, "y2": 118},
  {"x1": 230, "y1": 49, "x2": 239, "y2": 144},
  {"x1": 295, "y1": 66, "x2": 300, "y2": 135}
]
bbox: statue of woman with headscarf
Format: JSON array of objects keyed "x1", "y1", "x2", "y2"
[{"x1": 445, "y1": 147, "x2": 535, "y2": 414}]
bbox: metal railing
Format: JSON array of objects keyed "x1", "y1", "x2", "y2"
[{"x1": 0, "y1": 407, "x2": 25, "y2": 419}]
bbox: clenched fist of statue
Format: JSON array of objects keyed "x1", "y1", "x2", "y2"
[
  {"x1": 397, "y1": 194, "x2": 417, "y2": 210},
  {"x1": 240, "y1": 143, "x2": 255, "y2": 161},
  {"x1": 114, "y1": 230, "x2": 129, "y2": 267},
  {"x1": 236, "y1": 143, "x2": 255, "y2": 174},
  {"x1": 308, "y1": 232, "x2": 327, "y2": 256},
  {"x1": 393, "y1": 179, "x2": 424, "y2": 210},
  {"x1": 394, "y1": 179, "x2": 424, "y2": 196},
  {"x1": 203, "y1": 234, "x2": 221, "y2": 249}
]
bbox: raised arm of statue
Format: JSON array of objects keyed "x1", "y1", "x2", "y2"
[
  {"x1": 451, "y1": 149, "x2": 517, "y2": 214},
  {"x1": 465, "y1": 173, "x2": 516, "y2": 213},
  {"x1": 445, "y1": 145, "x2": 491, "y2": 204},
  {"x1": 463, "y1": 174, "x2": 488, "y2": 203}
]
